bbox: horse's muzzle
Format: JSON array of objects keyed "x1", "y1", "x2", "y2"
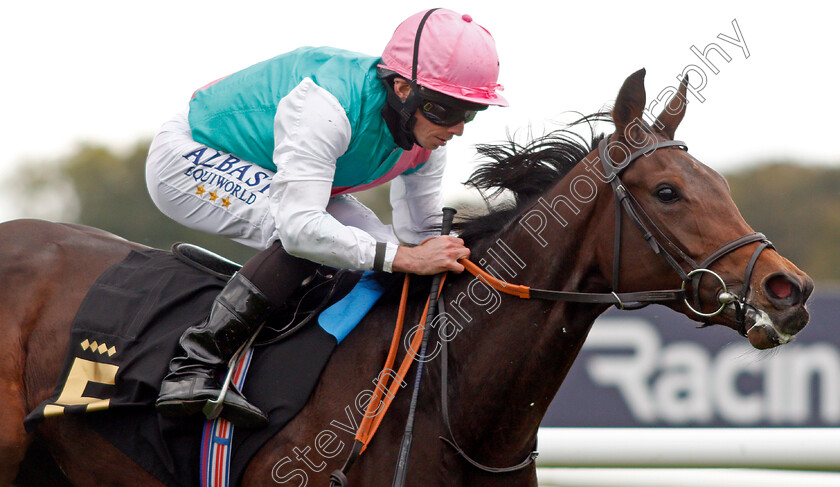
[{"x1": 745, "y1": 272, "x2": 814, "y2": 349}]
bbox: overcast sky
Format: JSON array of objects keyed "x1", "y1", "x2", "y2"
[{"x1": 2, "y1": 1, "x2": 837, "y2": 220}]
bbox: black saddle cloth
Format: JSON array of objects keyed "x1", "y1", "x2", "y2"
[{"x1": 24, "y1": 247, "x2": 367, "y2": 487}]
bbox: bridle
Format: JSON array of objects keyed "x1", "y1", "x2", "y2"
[
  {"x1": 457, "y1": 129, "x2": 773, "y2": 337},
  {"x1": 594, "y1": 128, "x2": 773, "y2": 334},
  {"x1": 458, "y1": 128, "x2": 773, "y2": 335}
]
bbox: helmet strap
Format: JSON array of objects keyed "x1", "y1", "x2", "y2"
[
  {"x1": 397, "y1": 88, "x2": 421, "y2": 132},
  {"x1": 382, "y1": 86, "x2": 419, "y2": 150}
]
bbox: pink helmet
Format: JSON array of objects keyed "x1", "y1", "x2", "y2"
[{"x1": 379, "y1": 8, "x2": 507, "y2": 107}]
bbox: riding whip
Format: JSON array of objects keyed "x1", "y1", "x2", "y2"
[{"x1": 391, "y1": 207, "x2": 457, "y2": 487}]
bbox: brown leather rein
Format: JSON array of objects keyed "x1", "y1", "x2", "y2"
[{"x1": 329, "y1": 131, "x2": 773, "y2": 484}]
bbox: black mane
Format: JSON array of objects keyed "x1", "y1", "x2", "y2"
[{"x1": 454, "y1": 112, "x2": 611, "y2": 252}]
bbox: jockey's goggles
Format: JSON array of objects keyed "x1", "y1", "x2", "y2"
[
  {"x1": 419, "y1": 99, "x2": 480, "y2": 126},
  {"x1": 415, "y1": 84, "x2": 488, "y2": 127}
]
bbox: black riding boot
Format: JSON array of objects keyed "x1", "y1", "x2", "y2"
[{"x1": 156, "y1": 272, "x2": 272, "y2": 428}]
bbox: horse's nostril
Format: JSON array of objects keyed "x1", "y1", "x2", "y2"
[
  {"x1": 767, "y1": 275, "x2": 793, "y2": 299},
  {"x1": 764, "y1": 274, "x2": 801, "y2": 306}
]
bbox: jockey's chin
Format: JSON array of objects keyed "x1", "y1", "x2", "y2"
[{"x1": 412, "y1": 113, "x2": 464, "y2": 151}]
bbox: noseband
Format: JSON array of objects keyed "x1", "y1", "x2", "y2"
[{"x1": 596, "y1": 130, "x2": 773, "y2": 333}]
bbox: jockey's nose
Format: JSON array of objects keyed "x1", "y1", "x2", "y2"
[{"x1": 448, "y1": 122, "x2": 465, "y2": 136}]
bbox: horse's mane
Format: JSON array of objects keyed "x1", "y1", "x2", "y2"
[{"x1": 454, "y1": 112, "x2": 611, "y2": 252}]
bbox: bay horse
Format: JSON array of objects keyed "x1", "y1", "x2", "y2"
[{"x1": 5, "y1": 68, "x2": 813, "y2": 486}]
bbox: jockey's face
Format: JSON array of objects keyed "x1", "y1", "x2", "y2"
[
  {"x1": 411, "y1": 107, "x2": 465, "y2": 150},
  {"x1": 392, "y1": 78, "x2": 466, "y2": 151}
]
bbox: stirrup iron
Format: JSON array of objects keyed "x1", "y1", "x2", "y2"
[{"x1": 202, "y1": 323, "x2": 265, "y2": 420}]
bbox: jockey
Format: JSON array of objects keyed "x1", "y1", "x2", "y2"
[{"x1": 145, "y1": 8, "x2": 507, "y2": 428}]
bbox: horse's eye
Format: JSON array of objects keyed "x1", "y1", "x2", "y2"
[{"x1": 656, "y1": 185, "x2": 680, "y2": 203}]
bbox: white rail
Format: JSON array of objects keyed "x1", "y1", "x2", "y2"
[
  {"x1": 536, "y1": 468, "x2": 840, "y2": 487},
  {"x1": 534, "y1": 428, "x2": 840, "y2": 486},
  {"x1": 535, "y1": 428, "x2": 840, "y2": 469}
]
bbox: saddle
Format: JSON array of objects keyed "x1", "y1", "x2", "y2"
[
  {"x1": 24, "y1": 244, "x2": 389, "y2": 487},
  {"x1": 171, "y1": 241, "x2": 374, "y2": 344},
  {"x1": 171, "y1": 242, "x2": 241, "y2": 278}
]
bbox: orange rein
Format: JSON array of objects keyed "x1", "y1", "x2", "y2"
[
  {"x1": 459, "y1": 258, "x2": 531, "y2": 299},
  {"x1": 353, "y1": 273, "x2": 445, "y2": 451},
  {"x1": 352, "y1": 258, "x2": 532, "y2": 453}
]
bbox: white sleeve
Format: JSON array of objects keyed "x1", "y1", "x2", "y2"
[
  {"x1": 389, "y1": 147, "x2": 446, "y2": 245},
  {"x1": 269, "y1": 78, "x2": 394, "y2": 271}
]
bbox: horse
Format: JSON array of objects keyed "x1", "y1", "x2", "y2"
[{"x1": 5, "y1": 68, "x2": 813, "y2": 487}]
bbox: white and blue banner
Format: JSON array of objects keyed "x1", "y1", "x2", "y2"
[{"x1": 544, "y1": 292, "x2": 840, "y2": 427}]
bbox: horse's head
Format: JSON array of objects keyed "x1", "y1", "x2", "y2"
[{"x1": 594, "y1": 68, "x2": 813, "y2": 349}]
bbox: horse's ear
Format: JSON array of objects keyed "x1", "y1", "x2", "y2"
[
  {"x1": 655, "y1": 76, "x2": 689, "y2": 140},
  {"x1": 612, "y1": 68, "x2": 647, "y2": 137}
]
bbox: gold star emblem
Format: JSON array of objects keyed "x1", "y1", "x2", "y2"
[
  {"x1": 209, "y1": 191, "x2": 218, "y2": 201},
  {"x1": 196, "y1": 185, "x2": 206, "y2": 196},
  {"x1": 221, "y1": 197, "x2": 231, "y2": 208}
]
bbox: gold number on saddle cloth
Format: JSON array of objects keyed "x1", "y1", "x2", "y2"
[{"x1": 43, "y1": 357, "x2": 119, "y2": 417}]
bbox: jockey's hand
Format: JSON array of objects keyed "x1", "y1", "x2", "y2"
[{"x1": 391, "y1": 236, "x2": 470, "y2": 275}]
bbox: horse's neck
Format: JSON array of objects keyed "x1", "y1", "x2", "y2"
[{"x1": 443, "y1": 173, "x2": 611, "y2": 466}]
